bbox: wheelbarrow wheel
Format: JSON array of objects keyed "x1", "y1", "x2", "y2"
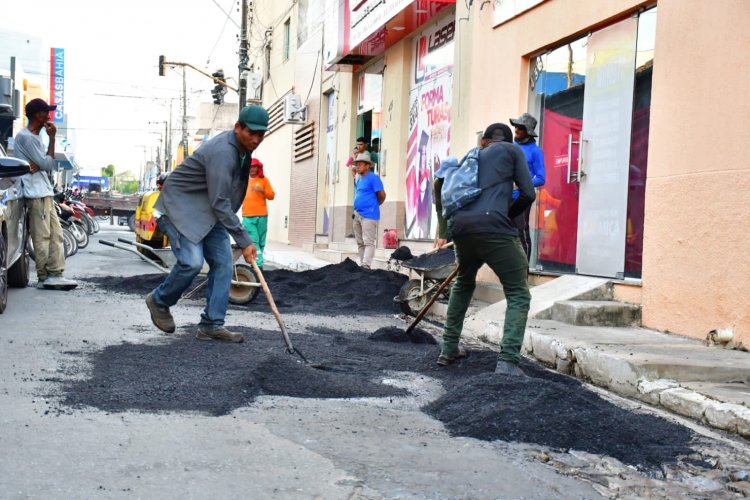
[
  {"x1": 229, "y1": 263, "x2": 260, "y2": 304},
  {"x1": 398, "y1": 279, "x2": 429, "y2": 316}
]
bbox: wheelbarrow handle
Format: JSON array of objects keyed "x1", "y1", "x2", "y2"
[
  {"x1": 98, "y1": 240, "x2": 168, "y2": 274},
  {"x1": 405, "y1": 266, "x2": 458, "y2": 334}
]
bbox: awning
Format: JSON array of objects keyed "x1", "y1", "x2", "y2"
[
  {"x1": 54, "y1": 152, "x2": 78, "y2": 171},
  {"x1": 326, "y1": 0, "x2": 456, "y2": 69}
]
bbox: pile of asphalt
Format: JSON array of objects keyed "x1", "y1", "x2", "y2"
[
  {"x1": 70, "y1": 259, "x2": 697, "y2": 471},
  {"x1": 57, "y1": 324, "x2": 695, "y2": 471},
  {"x1": 84, "y1": 259, "x2": 407, "y2": 315}
]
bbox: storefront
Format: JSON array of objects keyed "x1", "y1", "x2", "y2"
[
  {"x1": 528, "y1": 7, "x2": 656, "y2": 280},
  {"x1": 322, "y1": 0, "x2": 456, "y2": 242}
]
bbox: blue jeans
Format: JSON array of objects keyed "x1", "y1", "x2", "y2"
[{"x1": 151, "y1": 215, "x2": 233, "y2": 327}]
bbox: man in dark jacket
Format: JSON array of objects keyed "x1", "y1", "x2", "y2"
[
  {"x1": 438, "y1": 123, "x2": 536, "y2": 375},
  {"x1": 145, "y1": 105, "x2": 268, "y2": 343}
]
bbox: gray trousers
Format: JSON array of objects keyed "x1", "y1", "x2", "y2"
[
  {"x1": 353, "y1": 213, "x2": 378, "y2": 267},
  {"x1": 27, "y1": 197, "x2": 65, "y2": 280}
]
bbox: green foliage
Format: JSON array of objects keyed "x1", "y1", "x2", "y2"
[
  {"x1": 102, "y1": 164, "x2": 115, "y2": 178},
  {"x1": 118, "y1": 180, "x2": 139, "y2": 194}
]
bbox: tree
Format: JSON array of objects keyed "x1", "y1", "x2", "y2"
[
  {"x1": 102, "y1": 164, "x2": 115, "y2": 178},
  {"x1": 102, "y1": 164, "x2": 116, "y2": 191}
]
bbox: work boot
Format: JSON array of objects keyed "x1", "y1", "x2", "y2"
[
  {"x1": 437, "y1": 346, "x2": 467, "y2": 366},
  {"x1": 145, "y1": 292, "x2": 175, "y2": 333},
  {"x1": 495, "y1": 360, "x2": 525, "y2": 377},
  {"x1": 195, "y1": 325, "x2": 244, "y2": 343}
]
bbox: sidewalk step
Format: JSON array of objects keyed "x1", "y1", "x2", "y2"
[
  {"x1": 550, "y1": 300, "x2": 641, "y2": 327},
  {"x1": 313, "y1": 248, "x2": 358, "y2": 264},
  {"x1": 427, "y1": 299, "x2": 490, "y2": 323}
]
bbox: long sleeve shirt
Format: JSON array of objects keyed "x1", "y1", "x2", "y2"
[
  {"x1": 450, "y1": 141, "x2": 535, "y2": 238},
  {"x1": 512, "y1": 139, "x2": 545, "y2": 200},
  {"x1": 154, "y1": 130, "x2": 254, "y2": 248},
  {"x1": 12, "y1": 127, "x2": 58, "y2": 199},
  {"x1": 242, "y1": 176, "x2": 275, "y2": 217}
]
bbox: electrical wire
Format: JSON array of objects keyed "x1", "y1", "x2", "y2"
[{"x1": 205, "y1": 0, "x2": 238, "y2": 70}]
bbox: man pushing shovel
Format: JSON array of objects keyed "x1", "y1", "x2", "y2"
[{"x1": 145, "y1": 105, "x2": 268, "y2": 343}]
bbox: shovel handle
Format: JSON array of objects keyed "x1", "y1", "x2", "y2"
[
  {"x1": 251, "y1": 260, "x2": 295, "y2": 353},
  {"x1": 405, "y1": 266, "x2": 458, "y2": 334}
]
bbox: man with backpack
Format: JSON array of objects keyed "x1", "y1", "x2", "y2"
[{"x1": 437, "y1": 123, "x2": 536, "y2": 376}]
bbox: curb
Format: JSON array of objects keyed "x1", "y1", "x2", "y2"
[{"x1": 523, "y1": 328, "x2": 750, "y2": 438}]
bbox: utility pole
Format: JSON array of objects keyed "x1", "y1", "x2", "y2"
[
  {"x1": 158, "y1": 56, "x2": 240, "y2": 160},
  {"x1": 181, "y1": 68, "x2": 189, "y2": 160},
  {"x1": 238, "y1": 0, "x2": 249, "y2": 109}
]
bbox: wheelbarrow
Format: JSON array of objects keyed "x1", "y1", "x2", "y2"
[
  {"x1": 394, "y1": 246, "x2": 456, "y2": 316},
  {"x1": 99, "y1": 238, "x2": 260, "y2": 304}
]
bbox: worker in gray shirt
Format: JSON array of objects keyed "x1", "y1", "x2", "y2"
[
  {"x1": 13, "y1": 98, "x2": 77, "y2": 290},
  {"x1": 145, "y1": 105, "x2": 268, "y2": 343}
]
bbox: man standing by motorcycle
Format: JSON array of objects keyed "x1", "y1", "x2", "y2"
[{"x1": 13, "y1": 98, "x2": 77, "y2": 290}]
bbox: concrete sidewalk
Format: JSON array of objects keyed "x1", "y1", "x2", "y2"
[{"x1": 263, "y1": 241, "x2": 750, "y2": 439}]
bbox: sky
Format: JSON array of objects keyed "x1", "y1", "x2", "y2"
[{"x1": 0, "y1": 0, "x2": 244, "y2": 176}]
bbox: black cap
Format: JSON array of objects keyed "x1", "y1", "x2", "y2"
[
  {"x1": 482, "y1": 123, "x2": 512, "y2": 142},
  {"x1": 25, "y1": 98, "x2": 57, "y2": 117}
]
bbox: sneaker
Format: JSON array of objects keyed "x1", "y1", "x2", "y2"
[
  {"x1": 195, "y1": 325, "x2": 244, "y2": 343},
  {"x1": 36, "y1": 279, "x2": 47, "y2": 289},
  {"x1": 495, "y1": 360, "x2": 526, "y2": 377},
  {"x1": 437, "y1": 346, "x2": 468, "y2": 366},
  {"x1": 361, "y1": 264, "x2": 371, "y2": 270},
  {"x1": 145, "y1": 292, "x2": 175, "y2": 333},
  {"x1": 43, "y1": 275, "x2": 78, "y2": 290}
]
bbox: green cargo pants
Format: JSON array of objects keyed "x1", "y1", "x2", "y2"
[
  {"x1": 442, "y1": 233, "x2": 531, "y2": 363},
  {"x1": 242, "y1": 215, "x2": 268, "y2": 267}
]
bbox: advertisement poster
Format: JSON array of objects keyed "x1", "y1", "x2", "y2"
[
  {"x1": 323, "y1": 91, "x2": 336, "y2": 234},
  {"x1": 404, "y1": 18, "x2": 454, "y2": 240}
]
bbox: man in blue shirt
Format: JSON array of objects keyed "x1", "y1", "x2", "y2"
[
  {"x1": 509, "y1": 113, "x2": 546, "y2": 261},
  {"x1": 352, "y1": 153, "x2": 386, "y2": 269}
]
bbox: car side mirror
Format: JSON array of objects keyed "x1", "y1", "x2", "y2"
[{"x1": 0, "y1": 156, "x2": 30, "y2": 190}]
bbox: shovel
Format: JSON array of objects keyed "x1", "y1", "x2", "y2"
[
  {"x1": 405, "y1": 266, "x2": 458, "y2": 335},
  {"x1": 250, "y1": 260, "x2": 312, "y2": 364}
]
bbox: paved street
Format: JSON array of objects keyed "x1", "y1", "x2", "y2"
[{"x1": 1, "y1": 223, "x2": 749, "y2": 499}]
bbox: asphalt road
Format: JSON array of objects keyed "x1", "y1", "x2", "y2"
[{"x1": 1, "y1": 223, "x2": 748, "y2": 499}]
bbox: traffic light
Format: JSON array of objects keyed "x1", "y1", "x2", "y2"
[
  {"x1": 211, "y1": 70, "x2": 228, "y2": 105},
  {"x1": 158, "y1": 55, "x2": 166, "y2": 76}
]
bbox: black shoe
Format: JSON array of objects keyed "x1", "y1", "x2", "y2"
[
  {"x1": 495, "y1": 360, "x2": 525, "y2": 376},
  {"x1": 145, "y1": 292, "x2": 175, "y2": 333},
  {"x1": 195, "y1": 325, "x2": 244, "y2": 343},
  {"x1": 437, "y1": 346, "x2": 467, "y2": 366}
]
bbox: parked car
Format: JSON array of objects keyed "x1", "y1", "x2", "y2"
[{"x1": 0, "y1": 143, "x2": 31, "y2": 313}]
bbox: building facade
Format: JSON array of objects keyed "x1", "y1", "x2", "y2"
[{"x1": 248, "y1": 0, "x2": 750, "y2": 345}]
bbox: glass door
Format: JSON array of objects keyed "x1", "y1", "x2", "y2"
[
  {"x1": 575, "y1": 17, "x2": 638, "y2": 277},
  {"x1": 533, "y1": 38, "x2": 587, "y2": 274},
  {"x1": 532, "y1": 12, "x2": 649, "y2": 278}
]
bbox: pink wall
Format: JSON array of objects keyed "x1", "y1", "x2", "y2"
[{"x1": 642, "y1": 0, "x2": 750, "y2": 344}]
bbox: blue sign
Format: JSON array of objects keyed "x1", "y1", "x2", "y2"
[
  {"x1": 73, "y1": 176, "x2": 109, "y2": 189},
  {"x1": 51, "y1": 48, "x2": 64, "y2": 123}
]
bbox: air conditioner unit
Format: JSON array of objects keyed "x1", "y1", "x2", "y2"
[{"x1": 283, "y1": 94, "x2": 307, "y2": 124}]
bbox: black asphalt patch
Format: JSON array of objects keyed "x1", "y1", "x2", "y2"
[
  {"x1": 83, "y1": 259, "x2": 406, "y2": 315},
  {"x1": 57, "y1": 324, "x2": 696, "y2": 471}
]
